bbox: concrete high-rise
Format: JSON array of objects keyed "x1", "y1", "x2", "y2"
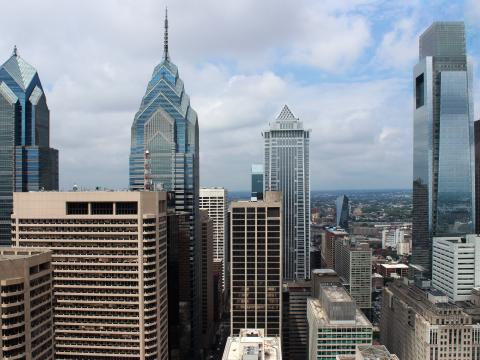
[
  {"x1": 264, "y1": 105, "x2": 310, "y2": 280},
  {"x1": 12, "y1": 191, "x2": 169, "y2": 360},
  {"x1": 128, "y1": 11, "x2": 201, "y2": 355},
  {"x1": 412, "y1": 22, "x2": 475, "y2": 277},
  {"x1": 320, "y1": 226, "x2": 348, "y2": 269},
  {"x1": 0, "y1": 247, "x2": 53, "y2": 360},
  {"x1": 432, "y1": 234, "x2": 480, "y2": 301},
  {"x1": 200, "y1": 187, "x2": 228, "y2": 289},
  {"x1": 380, "y1": 280, "x2": 480, "y2": 360},
  {"x1": 251, "y1": 164, "x2": 264, "y2": 201},
  {"x1": 335, "y1": 195, "x2": 349, "y2": 230},
  {"x1": 307, "y1": 286, "x2": 373, "y2": 360},
  {"x1": 230, "y1": 191, "x2": 282, "y2": 337},
  {"x1": 0, "y1": 47, "x2": 59, "y2": 246}
]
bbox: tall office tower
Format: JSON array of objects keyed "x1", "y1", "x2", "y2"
[
  {"x1": 307, "y1": 286, "x2": 373, "y2": 360},
  {"x1": 222, "y1": 329, "x2": 282, "y2": 360},
  {"x1": 251, "y1": 164, "x2": 264, "y2": 200},
  {"x1": 412, "y1": 22, "x2": 475, "y2": 278},
  {"x1": 335, "y1": 241, "x2": 372, "y2": 309},
  {"x1": 432, "y1": 234, "x2": 480, "y2": 301},
  {"x1": 129, "y1": 11, "x2": 201, "y2": 355},
  {"x1": 200, "y1": 210, "x2": 214, "y2": 350},
  {"x1": 199, "y1": 187, "x2": 228, "y2": 289},
  {"x1": 264, "y1": 105, "x2": 310, "y2": 280},
  {"x1": 380, "y1": 281, "x2": 480, "y2": 360},
  {"x1": 230, "y1": 191, "x2": 282, "y2": 337},
  {"x1": 12, "y1": 191, "x2": 169, "y2": 360},
  {"x1": 335, "y1": 195, "x2": 349, "y2": 230},
  {"x1": 0, "y1": 48, "x2": 59, "y2": 246},
  {"x1": 0, "y1": 247, "x2": 53, "y2": 360},
  {"x1": 320, "y1": 226, "x2": 348, "y2": 269},
  {"x1": 475, "y1": 119, "x2": 480, "y2": 232},
  {"x1": 282, "y1": 281, "x2": 311, "y2": 360}
]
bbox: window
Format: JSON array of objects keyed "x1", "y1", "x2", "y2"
[
  {"x1": 416, "y1": 73, "x2": 425, "y2": 108},
  {"x1": 91, "y1": 202, "x2": 113, "y2": 215},
  {"x1": 116, "y1": 202, "x2": 138, "y2": 215},
  {"x1": 66, "y1": 202, "x2": 88, "y2": 215}
]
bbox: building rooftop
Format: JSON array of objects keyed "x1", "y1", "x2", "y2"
[
  {"x1": 325, "y1": 226, "x2": 348, "y2": 236},
  {"x1": 380, "y1": 263, "x2": 409, "y2": 269},
  {"x1": 0, "y1": 247, "x2": 50, "y2": 261},
  {"x1": 222, "y1": 329, "x2": 281, "y2": 360}
]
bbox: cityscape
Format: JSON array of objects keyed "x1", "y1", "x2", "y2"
[{"x1": 2, "y1": 1, "x2": 480, "y2": 360}]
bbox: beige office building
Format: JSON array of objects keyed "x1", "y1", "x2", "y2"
[
  {"x1": 0, "y1": 247, "x2": 53, "y2": 360},
  {"x1": 230, "y1": 191, "x2": 282, "y2": 337},
  {"x1": 380, "y1": 280, "x2": 480, "y2": 360},
  {"x1": 12, "y1": 191, "x2": 169, "y2": 360}
]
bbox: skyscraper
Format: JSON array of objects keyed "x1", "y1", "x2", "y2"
[
  {"x1": 230, "y1": 192, "x2": 282, "y2": 337},
  {"x1": 264, "y1": 105, "x2": 311, "y2": 280},
  {"x1": 251, "y1": 164, "x2": 264, "y2": 200},
  {"x1": 0, "y1": 47, "x2": 59, "y2": 246},
  {"x1": 412, "y1": 22, "x2": 475, "y2": 277},
  {"x1": 335, "y1": 194, "x2": 349, "y2": 230},
  {"x1": 475, "y1": 119, "x2": 480, "y2": 232},
  {"x1": 128, "y1": 11, "x2": 201, "y2": 355},
  {"x1": 12, "y1": 191, "x2": 169, "y2": 360}
]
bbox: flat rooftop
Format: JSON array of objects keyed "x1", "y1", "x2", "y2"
[
  {"x1": 380, "y1": 263, "x2": 409, "y2": 269},
  {"x1": 0, "y1": 247, "x2": 50, "y2": 260},
  {"x1": 322, "y1": 286, "x2": 352, "y2": 303},
  {"x1": 222, "y1": 329, "x2": 281, "y2": 360},
  {"x1": 308, "y1": 297, "x2": 371, "y2": 328}
]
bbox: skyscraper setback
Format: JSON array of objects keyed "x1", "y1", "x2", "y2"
[
  {"x1": 412, "y1": 22, "x2": 475, "y2": 277},
  {"x1": 0, "y1": 48, "x2": 59, "y2": 246},
  {"x1": 264, "y1": 105, "x2": 311, "y2": 280},
  {"x1": 128, "y1": 11, "x2": 202, "y2": 356}
]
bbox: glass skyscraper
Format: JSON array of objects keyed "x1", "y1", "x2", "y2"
[
  {"x1": 128, "y1": 12, "x2": 201, "y2": 356},
  {"x1": 0, "y1": 47, "x2": 58, "y2": 246},
  {"x1": 264, "y1": 105, "x2": 310, "y2": 280},
  {"x1": 412, "y1": 22, "x2": 475, "y2": 277},
  {"x1": 336, "y1": 194, "x2": 349, "y2": 230},
  {"x1": 251, "y1": 163, "x2": 264, "y2": 200}
]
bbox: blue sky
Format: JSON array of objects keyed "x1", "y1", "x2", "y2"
[{"x1": 1, "y1": 0, "x2": 479, "y2": 190}]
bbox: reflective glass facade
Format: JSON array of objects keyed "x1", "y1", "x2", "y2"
[
  {"x1": 335, "y1": 194, "x2": 349, "y2": 230},
  {"x1": 251, "y1": 163, "x2": 264, "y2": 200},
  {"x1": 0, "y1": 49, "x2": 58, "y2": 246},
  {"x1": 128, "y1": 16, "x2": 201, "y2": 356},
  {"x1": 412, "y1": 22, "x2": 475, "y2": 276},
  {"x1": 264, "y1": 105, "x2": 310, "y2": 280}
]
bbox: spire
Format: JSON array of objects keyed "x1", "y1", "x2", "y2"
[
  {"x1": 13, "y1": 45, "x2": 18, "y2": 57},
  {"x1": 164, "y1": 7, "x2": 169, "y2": 61}
]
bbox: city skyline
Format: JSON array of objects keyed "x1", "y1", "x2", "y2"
[{"x1": 2, "y1": 1, "x2": 480, "y2": 191}]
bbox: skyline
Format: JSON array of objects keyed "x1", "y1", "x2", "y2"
[{"x1": 2, "y1": 0, "x2": 480, "y2": 190}]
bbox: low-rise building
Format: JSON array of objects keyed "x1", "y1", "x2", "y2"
[{"x1": 378, "y1": 263, "x2": 409, "y2": 278}]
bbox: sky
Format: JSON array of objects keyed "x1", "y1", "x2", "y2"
[{"x1": 1, "y1": 0, "x2": 480, "y2": 191}]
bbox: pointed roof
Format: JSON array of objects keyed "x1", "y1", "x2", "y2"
[
  {"x1": 276, "y1": 104, "x2": 297, "y2": 121},
  {"x1": 0, "y1": 81, "x2": 18, "y2": 104},
  {"x1": 1, "y1": 47, "x2": 38, "y2": 91}
]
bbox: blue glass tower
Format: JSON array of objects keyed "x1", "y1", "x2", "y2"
[
  {"x1": 0, "y1": 47, "x2": 58, "y2": 245},
  {"x1": 128, "y1": 11, "x2": 201, "y2": 356},
  {"x1": 336, "y1": 194, "x2": 349, "y2": 230},
  {"x1": 412, "y1": 22, "x2": 475, "y2": 277}
]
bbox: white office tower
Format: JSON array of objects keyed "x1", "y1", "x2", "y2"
[
  {"x1": 221, "y1": 329, "x2": 282, "y2": 360},
  {"x1": 264, "y1": 105, "x2": 311, "y2": 280},
  {"x1": 200, "y1": 187, "x2": 228, "y2": 287},
  {"x1": 432, "y1": 234, "x2": 480, "y2": 301}
]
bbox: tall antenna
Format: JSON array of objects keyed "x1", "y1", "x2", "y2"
[
  {"x1": 164, "y1": 7, "x2": 169, "y2": 61},
  {"x1": 144, "y1": 150, "x2": 153, "y2": 191}
]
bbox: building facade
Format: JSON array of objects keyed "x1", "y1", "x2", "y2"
[
  {"x1": 230, "y1": 192, "x2": 282, "y2": 337},
  {"x1": 475, "y1": 120, "x2": 480, "y2": 233},
  {"x1": 380, "y1": 280, "x2": 480, "y2": 360},
  {"x1": 282, "y1": 281, "x2": 311, "y2": 360},
  {"x1": 200, "y1": 210, "x2": 214, "y2": 350},
  {"x1": 334, "y1": 242, "x2": 372, "y2": 309},
  {"x1": 335, "y1": 195, "x2": 349, "y2": 230},
  {"x1": 128, "y1": 12, "x2": 201, "y2": 355},
  {"x1": 200, "y1": 187, "x2": 228, "y2": 288},
  {"x1": 222, "y1": 329, "x2": 282, "y2": 360},
  {"x1": 12, "y1": 191, "x2": 169, "y2": 360},
  {"x1": 321, "y1": 227, "x2": 348, "y2": 270},
  {"x1": 412, "y1": 22, "x2": 475, "y2": 277},
  {"x1": 307, "y1": 286, "x2": 373, "y2": 360},
  {"x1": 251, "y1": 164, "x2": 264, "y2": 200},
  {"x1": 264, "y1": 105, "x2": 310, "y2": 280},
  {"x1": 0, "y1": 48, "x2": 59, "y2": 246},
  {"x1": 0, "y1": 247, "x2": 53, "y2": 360},
  {"x1": 432, "y1": 234, "x2": 480, "y2": 301}
]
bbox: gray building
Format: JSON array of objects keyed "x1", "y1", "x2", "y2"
[
  {"x1": 336, "y1": 195, "x2": 349, "y2": 230},
  {"x1": 0, "y1": 48, "x2": 59, "y2": 246},
  {"x1": 412, "y1": 22, "x2": 475, "y2": 278},
  {"x1": 251, "y1": 164, "x2": 264, "y2": 200},
  {"x1": 264, "y1": 105, "x2": 310, "y2": 280}
]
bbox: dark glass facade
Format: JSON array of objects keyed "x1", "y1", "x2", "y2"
[
  {"x1": 0, "y1": 49, "x2": 58, "y2": 245},
  {"x1": 412, "y1": 22, "x2": 475, "y2": 277},
  {"x1": 475, "y1": 120, "x2": 480, "y2": 233},
  {"x1": 251, "y1": 163, "x2": 264, "y2": 200},
  {"x1": 335, "y1": 194, "x2": 349, "y2": 230}
]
